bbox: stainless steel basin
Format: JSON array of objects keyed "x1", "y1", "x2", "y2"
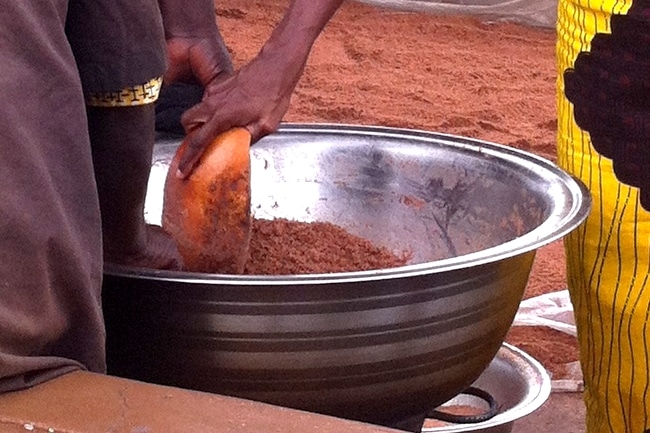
[{"x1": 102, "y1": 124, "x2": 589, "y2": 431}]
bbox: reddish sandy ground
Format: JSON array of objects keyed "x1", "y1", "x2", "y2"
[{"x1": 216, "y1": 0, "x2": 578, "y2": 378}]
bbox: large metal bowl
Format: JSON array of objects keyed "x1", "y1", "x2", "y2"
[{"x1": 102, "y1": 124, "x2": 589, "y2": 431}]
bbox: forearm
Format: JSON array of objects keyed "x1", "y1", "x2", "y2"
[
  {"x1": 262, "y1": 0, "x2": 345, "y2": 60},
  {"x1": 158, "y1": 0, "x2": 217, "y2": 39}
]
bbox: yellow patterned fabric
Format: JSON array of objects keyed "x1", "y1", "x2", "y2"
[
  {"x1": 85, "y1": 76, "x2": 162, "y2": 107},
  {"x1": 557, "y1": 1, "x2": 650, "y2": 432}
]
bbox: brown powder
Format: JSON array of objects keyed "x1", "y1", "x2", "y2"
[
  {"x1": 505, "y1": 326, "x2": 580, "y2": 378},
  {"x1": 243, "y1": 218, "x2": 410, "y2": 275}
]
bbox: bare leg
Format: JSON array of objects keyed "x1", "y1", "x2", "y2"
[{"x1": 87, "y1": 104, "x2": 183, "y2": 270}]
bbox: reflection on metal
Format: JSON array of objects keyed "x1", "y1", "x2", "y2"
[{"x1": 423, "y1": 343, "x2": 551, "y2": 433}]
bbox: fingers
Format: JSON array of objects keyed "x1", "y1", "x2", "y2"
[
  {"x1": 180, "y1": 97, "x2": 214, "y2": 132},
  {"x1": 177, "y1": 95, "x2": 259, "y2": 178},
  {"x1": 172, "y1": 57, "x2": 290, "y2": 179},
  {"x1": 155, "y1": 82, "x2": 204, "y2": 135},
  {"x1": 176, "y1": 115, "x2": 235, "y2": 179}
]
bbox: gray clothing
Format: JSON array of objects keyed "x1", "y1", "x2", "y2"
[{"x1": 0, "y1": 0, "x2": 166, "y2": 391}]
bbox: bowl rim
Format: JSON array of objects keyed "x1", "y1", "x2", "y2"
[{"x1": 106, "y1": 123, "x2": 591, "y2": 284}]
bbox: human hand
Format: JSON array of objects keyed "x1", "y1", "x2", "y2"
[
  {"x1": 563, "y1": 6, "x2": 650, "y2": 209},
  {"x1": 168, "y1": 0, "x2": 345, "y2": 178},
  {"x1": 164, "y1": 34, "x2": 233, "y2": 88},
  {"x1": 175, "y1": 46, "x2": 306, "y2": 178},
  {"x1": 155, "y1": 34, "x2": 232, "y2": 136},
  {"x1": 159, "y1": 0, "x2": 233, "y2": 87},
  {"x1": 155, "y1": 0, "x2": 234, "y2": 135}
]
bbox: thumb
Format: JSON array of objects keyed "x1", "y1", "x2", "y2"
[{"x1": 176, "y1": 118, "x2": 236, "y2": 179}]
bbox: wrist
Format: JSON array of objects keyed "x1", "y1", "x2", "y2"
[{"x1": 259, "y1": 0, "x2": 344, "y2": 68}]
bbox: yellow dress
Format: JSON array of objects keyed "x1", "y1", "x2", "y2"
[{"x1": 557, "y1": 1, "x2": 650, "y2": 431}]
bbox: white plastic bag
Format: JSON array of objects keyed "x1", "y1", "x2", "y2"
[
  {"x1": 512, "y1": 290, "x2": 583, "y2": 391},
  {"x1": 513, "y1": 289, "x2": 577, "y2": 337}
]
